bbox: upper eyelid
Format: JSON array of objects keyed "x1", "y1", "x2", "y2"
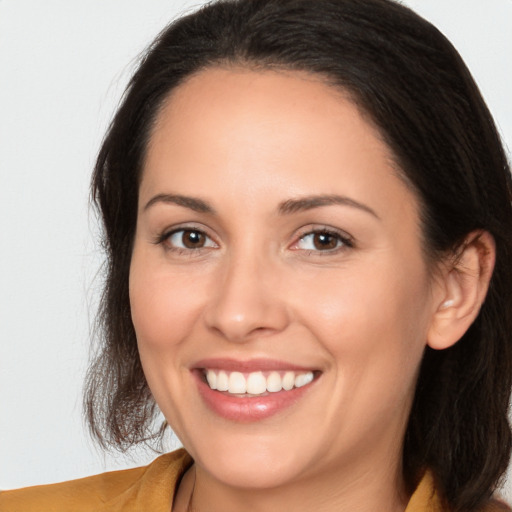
[
  {"x1": 293, "y1": 225, "x2": 354, "y2": 242},
  {"x1": 155, "y1": 223, "x2": 218, "y2": 245},
  {"x1": 288, "y1": 227, "x2": 356, "y2": 254},
  {"x1": 161, "y1": 222, "x2": 213, "y2": 235}
]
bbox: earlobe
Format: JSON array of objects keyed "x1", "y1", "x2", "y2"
[{"x1": 427, "y1": 231, "x2": 495, "y2": 351}]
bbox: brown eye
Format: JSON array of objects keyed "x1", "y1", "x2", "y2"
[
  {"x1": 165, "y1": 229, "x2": 217, "y2": 250},
  {"x1": 295, "y1": 230, "x2": 351, "y2": 252},
  {"x1": 182, "y1": 230, "x2": 206, "y2": 248},
  {"x1": 312, "y1": 232, "x2": 338, "y2": 250}
]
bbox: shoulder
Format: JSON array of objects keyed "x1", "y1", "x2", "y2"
[{"x1": 0, "y1": 448, "x2": 192, "y2": 512}]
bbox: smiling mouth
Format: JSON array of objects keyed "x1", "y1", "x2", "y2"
[{"x1": 202, "y1": 369, "x2": 316, "y2": 396}]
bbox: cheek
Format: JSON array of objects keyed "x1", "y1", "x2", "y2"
[
  {"x1": 128, "y1": 251, "x2": 212, "y2": 422},
  {"x1": 297, "y1": 260, "x2": 431, "y2": 395},
  {"x1": 301, "y1": 262, "x2": 429, "y2": 338},
  {"x1": 129, "y1": 253, "x2": 209, "y2": 355}
]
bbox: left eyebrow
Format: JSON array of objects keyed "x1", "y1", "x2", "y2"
[{"x1": 277, "y1": 194, "x2": 380, "y2": 219}]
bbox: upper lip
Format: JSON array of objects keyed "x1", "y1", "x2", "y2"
[{"x1": 193, "y1": 358, "x2": 317, "y2": 373}]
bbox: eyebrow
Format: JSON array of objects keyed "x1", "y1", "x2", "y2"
[
  {"x1": 277, "y1": 194, "x2": 379, "y2": 218},
  {"x1": 143, "y1": 192, "x2": 378, "y2": 219},
  {"x1": 143, "y1": 193, "x2": 216, "y2": 214}
]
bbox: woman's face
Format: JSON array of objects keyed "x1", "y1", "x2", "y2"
[{"x1": 130, "y1": 68, "x2": 442, "y2": 489}]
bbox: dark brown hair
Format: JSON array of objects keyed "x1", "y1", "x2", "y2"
[{"x1": 85, "y1": 1, "x2": 512, "y2": 510}]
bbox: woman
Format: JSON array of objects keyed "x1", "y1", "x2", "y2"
[{"x1": 1, "y1": 0, "x2": 511, "y2": 510}]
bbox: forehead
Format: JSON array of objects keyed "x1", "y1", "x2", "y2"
[
  {"x1": 142, "y1": 67, "x2": 418, "y2": 223},
  {"x1": 150, "y1": 67, "x2": 381, "y2": 154}
]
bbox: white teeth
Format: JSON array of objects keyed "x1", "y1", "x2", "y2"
[
  {"x1": 216, "y1": 370, "x2": 229, "y2": 391},
  {"x1": 266, "y1": 371, "x2": 282, "y2": 392},
  {"x1": 282, "y1": 371, "x2": 295, "y2": 391},
  {"x1": 294, "y1": 372, "x2": 314, "y2": 388},
  {"x1": 204, "y1": 369, "x2": 315, "y2": 395},
  {"x1": 228, "y1": 372, "x2": 247, "y2": 394},
  {"x1": 206, "y1": 369, "x2": 217, "y2": 390},
  {"x1": 246, "y1": 372, "x2": 267, "y2": 394}
]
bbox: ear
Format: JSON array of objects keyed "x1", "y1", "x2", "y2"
[{"x1": 427, "y1": 230, "x2": 496, "y2": 350}]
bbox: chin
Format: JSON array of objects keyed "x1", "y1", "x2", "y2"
[{"x1": 187, "y1": 429, "x2": 314, "y2": 489}]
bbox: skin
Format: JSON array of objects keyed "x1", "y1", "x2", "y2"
[{"x1": 129, "y1": 68, "x2": 489, "y2": 512}]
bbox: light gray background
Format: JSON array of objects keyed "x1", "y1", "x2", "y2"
[{"x1": 1, "y1": 0, "x2": 511, "y2": 497}]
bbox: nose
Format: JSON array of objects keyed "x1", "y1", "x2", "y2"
[{"x1": 203, "y1": 251, "x2": 290, "y2": 342}]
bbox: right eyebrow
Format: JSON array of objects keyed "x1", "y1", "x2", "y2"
[{"x1": 143, "y1": 193, "x2": 216, "y2": 214}]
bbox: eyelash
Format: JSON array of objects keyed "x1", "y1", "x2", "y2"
[
  {"x1": 292, "y1": 227, "x2": 354, "y2": 255},
  {"x1": 154, "y1": 226, "x2": 354, "y2": 255},
  {"x1": 154, "y1": 226, "x2": 218, "y2": 255}
]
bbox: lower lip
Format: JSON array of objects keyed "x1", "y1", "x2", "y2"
[{"x1": 194, "y1": 371, "x2": 317, "y2": 422}]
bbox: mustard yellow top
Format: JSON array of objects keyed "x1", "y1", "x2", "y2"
[{"x1": 0, "y1": 449, "x2": 508, "y2": 512}]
